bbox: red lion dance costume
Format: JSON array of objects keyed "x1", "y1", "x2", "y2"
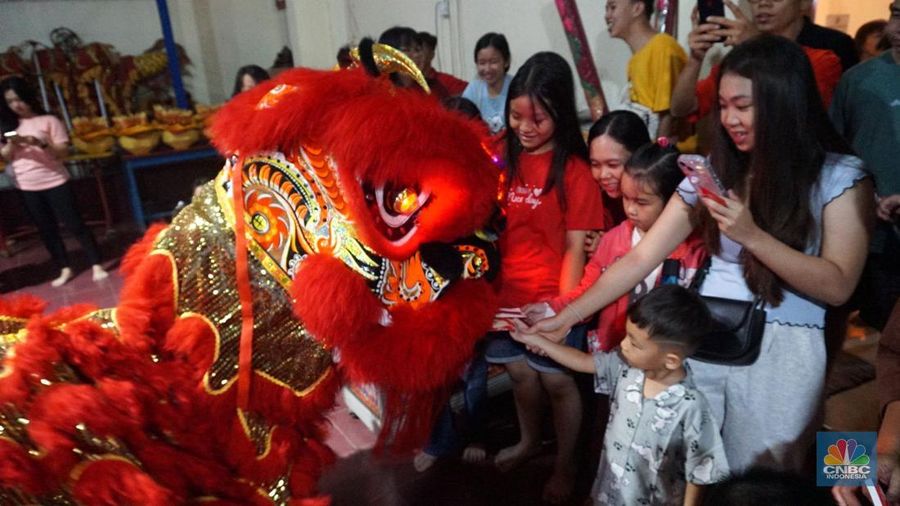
[{"x1": 0, "y1": 41, "x2": 500, "y2": 504}]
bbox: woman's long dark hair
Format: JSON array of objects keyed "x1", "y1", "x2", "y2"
[
  {"x1": 587, "y1": 110, "x2": 650, "y2": 153},
  {"x1": 231, "y1": 65, "x2": 270, "y2": 97},
  {"x1": 702, "y1": 35, "x2": 853, "y2": 305},
  {"x1": 504, "y1": 52, "x2": 587, "y2": 210},
  {"x1": 0, "y1": 76, "x2": 44, "y2": 133}
]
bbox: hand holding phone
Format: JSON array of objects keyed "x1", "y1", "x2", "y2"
[
  {"x1": 697, "y1": 0, "x2": 726, "y2": 43},
  {"x1": 698, "y1": 0, "x2": 725, "y2": 25},
  {"x1": 677, "y1": 154, "x2": 727, "y2": 207}
]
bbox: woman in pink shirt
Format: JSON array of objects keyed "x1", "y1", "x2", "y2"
[{"x1": 0, "y1": 76, "x2": 107, "y2": 286}]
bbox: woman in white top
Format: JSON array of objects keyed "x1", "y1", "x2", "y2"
[{"x1": 526, "y1": 35, "x2": 872, "y2": 473}]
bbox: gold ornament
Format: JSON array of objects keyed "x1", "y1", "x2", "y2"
[{"x1": 349, "y1": 42, "x2": 430, "y2": 94}]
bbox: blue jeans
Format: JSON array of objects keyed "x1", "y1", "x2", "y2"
[{"x1": 424, "y1": 340, "x2": 489, "y2": 457}]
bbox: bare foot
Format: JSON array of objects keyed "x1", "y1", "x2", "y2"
[
  {"x1": 494, "y1": 442, "x2": 539, "y2": 472},
  {"x1": 461, "y1": 443, "x2": 487, "y2": 464},
  {"x1": 542, "y1": 467, "x2": 576, "y2": 505},
  {"x1": 91, "y1": 264, "x2": 109, "y2": 282},
  {"x1": 51, "y1": 267, "x2": 74, "y2": 287},
  {"x1": 413, "y1": 451, "x2": 437, "y2": 472}
]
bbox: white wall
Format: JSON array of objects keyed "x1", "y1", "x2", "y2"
[
  {"x1": 814, "y1": 0, "x2": 890, "y2": 38},
  {"x1": 1, "y1": 0, "x2": 717, "y2": 111},
  {"x1": 171, "y1": 0, "x2": 289, "y2": 104},
  {"x1": 289, "y1": 0, "x2": 706, "y2": 113},
  {"x1": 0, "y1": 0, "x2": 289, "y2": 105},
  {"x1": 0, "y1": 0, "x2": 160, "y2": 55}
]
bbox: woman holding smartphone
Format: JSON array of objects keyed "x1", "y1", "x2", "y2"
[
  {"x1": 525, "y1": 35, "x2": 872, "y2": 474},
  {"x1": 1, "y1": 76, "x2": 107, "y2": 286}
]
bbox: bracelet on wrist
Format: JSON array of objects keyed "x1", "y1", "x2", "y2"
[{"x1": 566, "y1": 303, "x2": 584, "y2": 323}]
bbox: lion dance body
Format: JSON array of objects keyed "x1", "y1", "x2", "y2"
[{"x1": 0, "y1": 46, "x2": 501, "y2": 505}]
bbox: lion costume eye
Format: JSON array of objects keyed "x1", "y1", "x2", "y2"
[{"x1": 393, "y1": 188, "x2": 419, "y2": 214}]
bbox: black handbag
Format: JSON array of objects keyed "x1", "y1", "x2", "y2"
[{"x1": 689, "y1": 259, "x2": 767, "y2": 366}]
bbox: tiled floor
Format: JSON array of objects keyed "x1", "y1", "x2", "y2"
[
  {"x1": 0, "y1": 230, "x2": 127, "y2": 311},
  {"x1": 0, "y1": 226, "x2": 881, "y2": 505}
]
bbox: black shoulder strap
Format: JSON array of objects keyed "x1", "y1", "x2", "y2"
[{"x1": 688, "y1": 256, "x2": 712, "y2": 293}]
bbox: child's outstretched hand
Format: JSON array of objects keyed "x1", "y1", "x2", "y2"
[
  {"x1": 510, "y1": 319, "x2": 548, "y2": 356},
  {"x1": 522, "y1": 302, "x2": 554, "y2": 325}
]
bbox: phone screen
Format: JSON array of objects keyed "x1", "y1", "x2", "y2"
[
  {"x1": 677, "y1": 155, "x2": 727, "y2": 206},
  {"x1": 698, "y1": 0, "x2": 725, "y2": 24}
]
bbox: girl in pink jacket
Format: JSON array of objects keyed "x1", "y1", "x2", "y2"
[{"x1": 549, "y1": 140, "x2": 707, "y2": 352}]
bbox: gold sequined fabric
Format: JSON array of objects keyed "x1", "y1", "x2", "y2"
[
  {"x1": 70, "y1": 309, "x2": 120, "y2": 337},
  {"x1": 258, "y1": 474, "x2": 291, "y2": 505},
  {"x1": 70, "y1": 422, "x2": 141, "y2": 467},
  {"x1": 237, "y1": 408, "x2": 274, "y2": 458},
  {"x1": 0, "y1": 404, "x2": 39, "y2": 457},
  {"x1": 0, "y1": 488, "x2": 75, "y2": 506},
  {"x1": 153, "y1": 181, "x2": 333, "y2": 397},
  {"x1": 0, "y1": 317, "x2": 27, "y2": 359}
]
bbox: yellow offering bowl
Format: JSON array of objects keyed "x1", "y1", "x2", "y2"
[
  {"x1": 161, "y1": 129, "x2": 200, "y2": 150},
  {"x1": 118, "y1": 131, "x2": 161, "y2": 156},
  {"x1": 72, "y1": 136, "x2": 115, "y2": 156}
]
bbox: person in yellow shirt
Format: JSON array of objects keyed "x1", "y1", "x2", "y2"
[{"x1": 605, "y1": 0, "x2": 687, "y2": 138}]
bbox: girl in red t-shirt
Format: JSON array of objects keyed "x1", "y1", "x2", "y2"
[{"x1": 485, "y1": 52, "x2": 603, "y2": 504}]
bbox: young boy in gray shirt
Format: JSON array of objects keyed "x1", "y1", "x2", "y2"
[{"x1": 513, "y1": 285, "x2": 729, "y2": 505}]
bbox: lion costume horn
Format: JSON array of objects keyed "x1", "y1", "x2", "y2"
[{"x1": 351, "y1": 37, "x2": 431, "y2": 94}]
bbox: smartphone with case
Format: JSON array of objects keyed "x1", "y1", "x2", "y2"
[
  {"x1": 677, "y1": 154, "x2": 727, "y2": 206},
  {"x1": 698, "y1": 0, "x2": 725, "y2": 24}
]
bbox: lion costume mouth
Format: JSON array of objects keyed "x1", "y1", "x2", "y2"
[{"x1": 364, "y1": 182, "x2": 431, "y2": 246}]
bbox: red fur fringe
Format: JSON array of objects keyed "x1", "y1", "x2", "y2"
[
  {"x1": 288, "y1": 437, "x2": 335, "y2": 499},
  {"x1": 71, "y1": 459, "x2": 178, "y2": 506},
  {"x1": 0, "y1": 321, "x2": 68, "y2": 405},
  {"x1": 0, "y1": 439, "x2": 48, "y2": 495},
  {"x1": 0, "y1": 293, "x2": 46, "y2": 318},
  {"x1": 291, "y1": 254, "x2": 382, "y2": 349},
  {"x1": 119, "y1": 223, "x2": 168, "y2": 278},
  {"x1": 115, "y1": 253, "x2": 177, "y2": 353},
  {"x1": 293, "y1": 252, "x2": 497, "y2": 452}
]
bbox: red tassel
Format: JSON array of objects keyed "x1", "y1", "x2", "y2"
[{"x1": 230, "y1": 156, "x2": 257, "y2": 411}]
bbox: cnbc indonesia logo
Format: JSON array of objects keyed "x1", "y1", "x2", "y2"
[{"x1": 822, "y1": 438, "x2": 871, "y2": 480}]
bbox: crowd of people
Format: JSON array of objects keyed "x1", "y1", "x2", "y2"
[
  {"x1": 1, "y1": 1, "x2": 898, "y2": 504},
  {"x1": 339, "y1": 3, "x2": 897, "y2": 505}
]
